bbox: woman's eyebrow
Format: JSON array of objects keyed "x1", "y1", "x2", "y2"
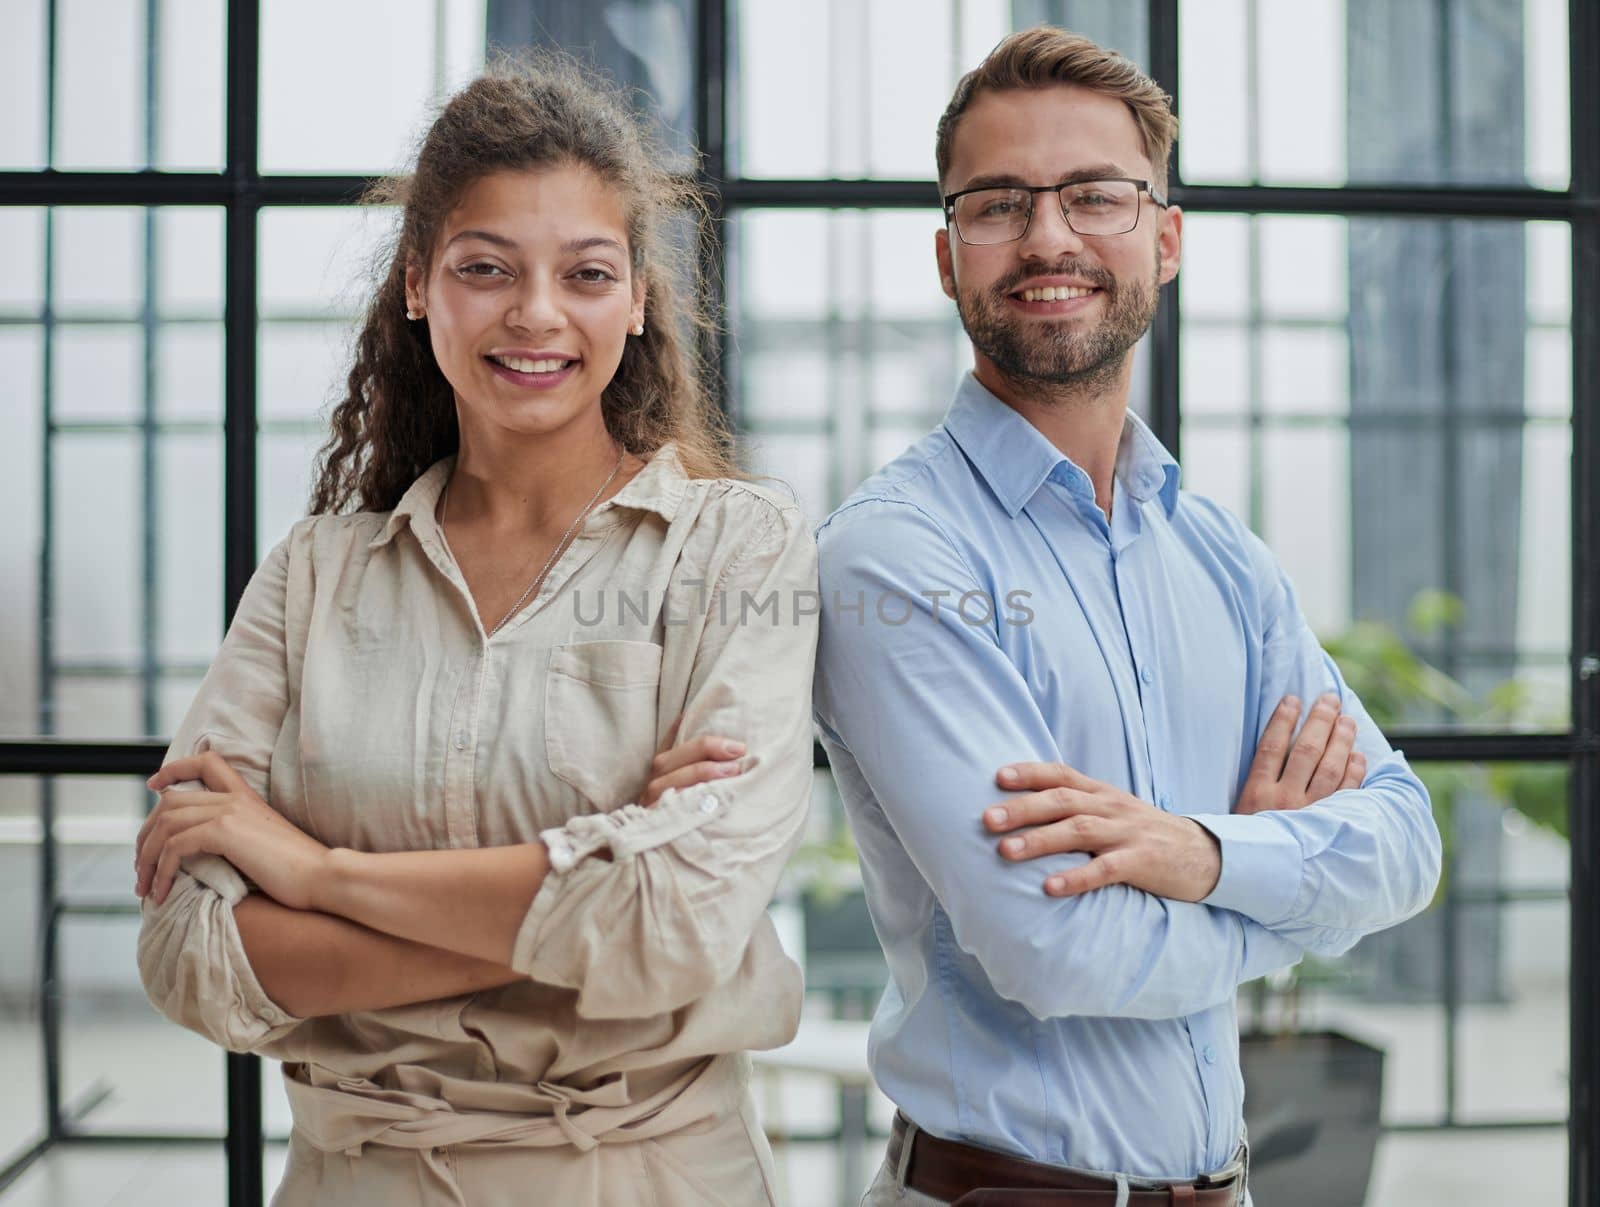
[
  {"x1": 562, "y1": 236, "x2": 627, "y2": 256},
  {"x1": 444, "y1": 228, "x2": 517, "y2": 249},
  {"x1": 441, "y1": 231, "x2": 627, "y2": 257}
]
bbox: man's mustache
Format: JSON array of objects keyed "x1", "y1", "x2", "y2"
[{"x1": 991, "y1": 262, "x2": 1117, "y2": 298}]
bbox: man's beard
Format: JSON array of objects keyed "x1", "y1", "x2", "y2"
[{"x1": 954, "y1": 250, "x2": 1161, "y2": 396}]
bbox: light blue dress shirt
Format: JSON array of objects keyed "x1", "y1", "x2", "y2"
[{"x1": 812, "y1": 372, "x2": 1442, "y2": 1180}]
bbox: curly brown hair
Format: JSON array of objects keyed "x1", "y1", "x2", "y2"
[{"x1": 310, "y1": 50, "x2": 735, "y2": 515}]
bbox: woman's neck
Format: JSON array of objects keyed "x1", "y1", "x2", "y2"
[{"x1": 446, "y1": 409, "x2": 637, "y2": 535}]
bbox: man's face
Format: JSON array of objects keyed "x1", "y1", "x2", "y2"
[{"x1": 935, "y1": 84, "x2": 1182, "y2": 392}]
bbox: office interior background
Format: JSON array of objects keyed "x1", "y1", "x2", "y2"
[{"x1": 0, "y1": 0, "x2": 1595, "y2": 1204}]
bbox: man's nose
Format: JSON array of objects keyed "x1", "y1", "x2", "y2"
[{"x1": 1017, "y1": 193, "x2": 1086, "y2": 260}]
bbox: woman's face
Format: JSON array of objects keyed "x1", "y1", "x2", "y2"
[{"x1": 404, "y1": 164, "x2": 645, "y2": 443}]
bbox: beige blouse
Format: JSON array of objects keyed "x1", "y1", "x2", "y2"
[{"x1": 136, "y1": 443, "x2": 819, "y2": 1152}]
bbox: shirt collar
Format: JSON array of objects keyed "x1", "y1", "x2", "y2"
[
  {"x1": 943, "y1": 372, "x2": 1179, "y2": 519},
  {"x1": 367, "y1": 441, "x2": 690, "y2": 551}
]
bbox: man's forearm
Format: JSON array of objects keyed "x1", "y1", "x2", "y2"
[{"x1": 232, "y1": 894, "x2": 525, "y2": 1018}]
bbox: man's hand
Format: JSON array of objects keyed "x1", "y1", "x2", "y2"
[
  {"x1": 981, "y1": 693, "x2": 1367, "y2": 901},
  {"x1": 984, "y1": 764, "x2": 1224, "y2": 901},
  {"x1": 1236, "y1": 692, "x2": 1365, "y2": 814}
]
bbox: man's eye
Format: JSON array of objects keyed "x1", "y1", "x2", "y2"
[
  {"x1": 1073, "y1": 193, "x2": 1114, "y2": 207},
  {"x1": 978, "y1": 199, "x2": 1024, "y2": 218}
]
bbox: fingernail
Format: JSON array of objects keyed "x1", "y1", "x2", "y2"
[
  {"x1": 998, "y1": 767, "x2": 1018, "y2": 784},
  {"x1": 1046, "y1": 877, "x2": 1065, "y2": 894},
  {"x1": 718, "y1": 761, "x2": 741, "y2": 776},
  {"x1": 1002, "y1": 837, "x2": 1024, "y2": 855},
  {"x1": 722, "y1": 740, "x2": 746, "y2": 756},
  {"x1": 1320, "y1": 692, "x2": 1340, "y2": 706},
  {"x1": 1283, "y1": 697, "x2": 1300, "y2": 711},
  {"x1": 987, "y1": 807, "x2": 1008, "y2": 825}
]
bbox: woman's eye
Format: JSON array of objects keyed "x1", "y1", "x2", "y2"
[
  {"x1": 458, "y1": 263, "x2": 505, "y2": 277},
  {"x1": 574, "y1": 268, "x2": 617, "y2": 283}
]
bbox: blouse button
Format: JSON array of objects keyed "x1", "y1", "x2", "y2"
[
  {"x1": 454, "y1": 731, "x2": 468, "y2": 750},
  {"x1": 698, "y1": 794, "x2": 719, "y2": 815}
]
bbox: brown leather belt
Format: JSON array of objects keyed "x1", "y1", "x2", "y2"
[{"x1": 889, "y1": 1113, "x2": 1246, "y2": 1206}]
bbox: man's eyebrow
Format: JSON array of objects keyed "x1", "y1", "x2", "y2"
[{"x1": 955, "y1": 164, "x2": 1131, "y2": 191}]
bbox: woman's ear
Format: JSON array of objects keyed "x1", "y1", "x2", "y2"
[
  {"x1": 403, "y1": 260, "x2": 426, "y2": 317},
  {"x1": 630, "y1": 271, "x2": 647, "y2": 332}
]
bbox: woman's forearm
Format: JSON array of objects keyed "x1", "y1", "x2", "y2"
[
  {"x1": 312, "y1": 843, "x2": 549, "y2": 966},
  {"x1": 232, "y1": 894, "x2": 525, "y2": 1018}
]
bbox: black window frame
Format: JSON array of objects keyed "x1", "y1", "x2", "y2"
[{"x1": 0, "y1": 1, "x2": 1595, "y2": 1203}]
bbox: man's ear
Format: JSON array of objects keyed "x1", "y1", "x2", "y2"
[
  {"x1": 935, "y1": 227, "x2": 958, "y2": 300},
  {"x1": 1157, "y1": 205, "x2": 1183, "y2": 286}
]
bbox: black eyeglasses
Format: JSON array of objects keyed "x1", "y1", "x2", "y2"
[{"x1": 942, "y1": 177, "x2": 1168, "y2": 245}]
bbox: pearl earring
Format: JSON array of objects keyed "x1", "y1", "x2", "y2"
[
  {"x1": 406, "y1": 308, "x2": 423, "y2": 320},
  {"x1": 632, "y1": 322, "x2": 645, "y2": 336}
]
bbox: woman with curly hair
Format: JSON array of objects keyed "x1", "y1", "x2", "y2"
[{"x1": 133, "y1": 53, "x2": 815, "y2": 1205}]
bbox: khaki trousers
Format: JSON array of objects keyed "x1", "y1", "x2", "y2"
[{"x1": 269, "y1": 1069, "x2": 779, "y2": 1206}]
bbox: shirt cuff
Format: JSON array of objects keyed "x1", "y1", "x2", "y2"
[
  {"x1": 515, "y1": 784, "x2": 728, "y2": 976},
  {"x1": 1192, "y1": 812, "x2": 1305, "y2": 926}
]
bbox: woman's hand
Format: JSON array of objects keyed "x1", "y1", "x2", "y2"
[
  {"x1": 135, "y1": 752, "x2": 331, "y2": 910},
  {"x1": 640, "y1": 715, "x2": 746, "y2": 807}
]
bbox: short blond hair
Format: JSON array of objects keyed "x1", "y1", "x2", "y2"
[{"x1": 936, "y1": 26, "x2": 1178, "y2": 192}]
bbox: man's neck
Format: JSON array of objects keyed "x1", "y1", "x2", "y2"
[{"x1": 972, "y1": 353, "x2": 1131, "y2": 521}]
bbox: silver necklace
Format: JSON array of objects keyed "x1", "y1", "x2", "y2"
[{"x1": 440, "y1": 450, "x2": 626, "y2": 638}]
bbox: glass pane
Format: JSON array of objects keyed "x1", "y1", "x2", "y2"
[
  {"x1": 1240, "y1": 762, "x2": 1567, "y2": 1202},
  {"x1": 0, "y1": 208, "x2": 47, "y2": 312},
  {"x1": 733, "y1": 0, "x2": 1148, "y2": 178},
  {"x1": 0, "y1": 208, "x2": 225, "y2": 741},
  {"x1": 1180, "y1": 0, "x2": 1570, "y2": 188},
  {"x1": 43, "y1": 775, "x2": 226, "y2": 1137},
  {"x1": 0, "y1": 778, "x2": 44, "y2": 1160},
  {"x1": 38, "y1": 0, "x2": 223, "y2": 170},
  {"x1": 0, "y1": 0, "x2": 46, "y2": 169},
  {"x1": 730, "y1": 209, "x2": 1154, "y2": 526},
  {"x1": 259, "y1": 0, "x2": 487, "y2": 173},
  {"x1": 156, "y1": 0, "x2": 226, "y2": 171},
  {"x1": 53, "y1": 0, "x2": 146, "y2": 170},
  {"x1": 257, "y1": 205, "x2": 397, "y2": 549},
  {"x1": 485, "y1": 0, "x2": 698, "y2": 166},
  {"x1": 1180, "y1": 216, "x2": 1571, "y2": 730}
]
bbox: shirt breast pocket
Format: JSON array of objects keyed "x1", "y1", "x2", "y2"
[{"x1": 544, "y1": 639, "x2": 664, "y2": 810}]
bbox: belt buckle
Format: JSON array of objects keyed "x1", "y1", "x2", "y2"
[{"x1": 1194, "y1": 1137, "x2": 1248, "y2": 1204}]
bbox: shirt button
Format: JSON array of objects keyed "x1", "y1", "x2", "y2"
[
  {"x1": 1140, "y1": 665, "x2": 1154, "y2": 685},
  {"x1": 454, "y1": 731, "x2": 468, "y2": 750},
  {"x1": 698, "y1": 793, "x2": 719, "y2": 815},
  {"x1": 1203, "y1": 1044, "x2": 1217, "y2": 1065}
]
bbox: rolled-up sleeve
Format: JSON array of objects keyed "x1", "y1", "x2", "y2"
[
  {"x1": 510, "y1": 502, "x2": 819, "y2": 1019},
  {"x1": 135, "y1": 532, "x2": 307, "y2": 1052}
]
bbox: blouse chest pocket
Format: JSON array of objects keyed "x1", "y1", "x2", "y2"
[{"x1": 545, "y1": 639, "x2": 664, "y2": 812}]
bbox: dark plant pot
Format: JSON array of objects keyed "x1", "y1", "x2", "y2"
[{"x1": 1240, "y1": 1030, "x2": 1384, "y2": 1207}]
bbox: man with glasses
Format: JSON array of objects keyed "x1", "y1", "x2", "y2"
[{"x1": 812, "y1": 26, "x2": 1441, "y2": 1206}]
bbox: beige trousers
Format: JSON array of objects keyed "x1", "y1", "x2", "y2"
[{"x1": 269, "y1": 1074, "x2": 780, "y2": 1206}]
